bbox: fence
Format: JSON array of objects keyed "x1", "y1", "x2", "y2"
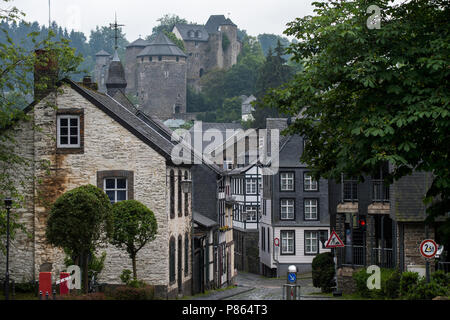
[
  {"x1": 337, "y1": 245, "x2": 366, "y2": 267},
  {"x1": 371, "y1": 248, "x2": 394, "y2": 268}
]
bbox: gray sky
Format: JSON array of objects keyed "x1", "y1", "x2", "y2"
[{"x1": 10, "y1": 0, "x2": 315, "y2": 41}]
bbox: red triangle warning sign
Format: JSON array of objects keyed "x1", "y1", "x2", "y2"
[{"x1": 325, "y1": 230, "x2": 345, "y2": 248}]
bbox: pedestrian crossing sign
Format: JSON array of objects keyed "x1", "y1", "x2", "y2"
[{"x1": 325, "y1": 230, "x2": 345, "y2": 248}]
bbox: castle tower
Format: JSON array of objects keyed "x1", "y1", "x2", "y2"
[
  {"x1": 136, "y1": 32, "x2": 187, "y2": 121},
  {"x1": 125, "y1": 37, "x2": 149, "y2": 95},
  {"x1": 219, "y1": 18, "x2": 240, "y2": 69},
  {"x1": 106, "y1": 50, "x2": 127, "y2": 97},
  {"x1": 94, "y1": 50, "x2": 111, "y2": 93}
]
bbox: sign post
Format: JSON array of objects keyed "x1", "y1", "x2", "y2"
[{"x1": 325, "y1": 230, "x2": 345, "y2": 296}]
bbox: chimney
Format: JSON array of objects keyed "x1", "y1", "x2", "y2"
[
  {"x1": 34, "y1": 49, "x2": 59, "y2": 102},
  {"x1": 81, "y1": 76, "x2": 99, "y2": 91}
]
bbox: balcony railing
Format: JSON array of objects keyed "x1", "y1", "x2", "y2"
[
  {"x1": 372, "y1": 179, "x2": 390, "y2": 202},
  {"x1": 371, "y1": 248, "x2": 394, "y2": 268},
  {"x1": 336, "y1": 245, "x2": 366, "y2": 267}
]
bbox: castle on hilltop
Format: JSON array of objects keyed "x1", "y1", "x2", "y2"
[{"x1": 94, "y1": 15, "x2": 242, "y2": 121}]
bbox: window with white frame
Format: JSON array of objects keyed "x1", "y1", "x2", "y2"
[
  {"x1": 305, "y1": 231, "x2": 319, "y2": 254},
  {"x1": 57, "y1": 115, "x2": 80, "y2": 148},
  {"x1": 281, "y1": 231, "x2": 295, "y2": 254},
  {"x1": 280, "y1": 172, "x2": 294, "y2": 191},
  {"x1": 104, "y1": 178, "x2": 127, "y2": 203},
  {"x1": 245, "y1": 206, "x2": 257, "y2": 222},
  {"x1": 280, "y1": 199, "x2": 295, "y2": 220},
  {"x1": 304, "y1": 172, "x2": 318, "y2": 191},
  {"x1": 246, "y1": 178, "x2": 257, "y2": 194},
  {"x1": 304, "y1": 199, "x2": 318, "y2": 220}
]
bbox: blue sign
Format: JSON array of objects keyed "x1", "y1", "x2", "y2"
[{"x1": 288, "y1": 273, "x2": 297, "y2": 283}]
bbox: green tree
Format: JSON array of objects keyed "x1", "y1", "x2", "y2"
[
  {"x1": 257, "y1": 33, "x2": 290, "y2": 58},
  {"x1": 45, "y1": 185, "x2": 113, "y2": 293},
  {"x1": 252, "y1": 41, "x2": 294, "y2": 128},
  {"x1": 216, "y1": 97, "x2": 243, "y2": 123},
  {"x1": 89, "y1": 25, "x2": 128, "y2": 57},
  {"x1": 109, "y1": 200, "x2": 158, "y2": 280},
  {"x1": 0, "y1": 0, "x2": 82, "y2": 254},
  {"x1": 151, "y1": 14, "x2": 187, "y2": 35},
  {"x1": 267, "y1": 0, "x2": 450, "y2": 240}
]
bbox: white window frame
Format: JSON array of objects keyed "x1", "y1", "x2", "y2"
[
  {"x1": 280, "y1": 172, "x2": 294, "y2": 191},
  {"x1": 305, "y1": 231, "x2": 319, "y2": 254},
  {"x1": 280, "y1": 199, "x2": 295, "y2": 220},
  {"x1": 304, "y1": 199, "x2": 318, "y2": 220},
  {"x1": 246, "y1": 178, "x2": 257, "y2": 194},
  {"x1": 281, "y1": 231, "x2": 295, "y2": 254},
  {"x1": 245, "y1": 206, "x2": 257, "y2": 222},
  {"x1": 304, "y1": 173, "x2": 318, "y2": 191},
  {"x1": 57, "y1": 115, "x2": 80, "y2": 148},
  {"x1": 104, "y1": 177, "x2": 128, "y2": 203}
]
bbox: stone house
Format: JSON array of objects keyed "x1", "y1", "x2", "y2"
[
  {"x1": 0, "y1": 51, "x2": 197, "y2": 299},
  {"x1": 329, "y1": 163, "x2": 444, "y2": 293}
]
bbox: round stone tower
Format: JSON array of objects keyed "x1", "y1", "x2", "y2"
[
  {"x1": 220, "y1": 19, "x2": 239, "y2": 69},
  {"x1": 125, "y1": 37, "x2": 149, "y2": 95},
  {"x1": 136, "y1": 32, "x2": 187, "y2": 121}
]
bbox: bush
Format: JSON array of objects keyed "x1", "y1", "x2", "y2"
[
  {"x1": 405, "y1": 279, "x2": 448, "y2": 300},
  {"x1": 431, "y1": 270, "x2": 450, "y2": 288},
  {"x1": 399, "y1": 271, "x2": 419, "y2": 297},
  {"x1": 120, "y1": 269, "x2": 132, "y2": 285},
  {"x1": 353, "y1": 267, "x2": 398, "y2": 299},
  {"x1": 311, "y1": 252, "x2": 335, "y2": 293},
  {"x1": 109, "y1": 285, "x2": 155, "y2": 300},
  {"x1": 352, "y1": 268, "x2": 372, "y2": 298},
  {"x1": 384, "y1": 270, "x2": 401, "y2": 299},
  {"x1": 14, "y1": 281, "x2": 35, "y2": 293}
]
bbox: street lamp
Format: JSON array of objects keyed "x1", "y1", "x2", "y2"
[
  {"x1": 4, "y1": 198, "x2": 12, "y2": 300},
  {"x1": 181, "y1": 179, "x2": 192, "y2": 194}
]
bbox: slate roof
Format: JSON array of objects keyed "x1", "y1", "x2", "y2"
[
  {"x1": 205, "y1": 15, "x2": 236, "y2": 34},
  {"x1": 173, "y1": 24, "x2": 209, "y2": 42},
  {"x1": 106, "y1": 51, "x2": 127, "y2": 88},
  {"x1": 193, "y1": 211, "x2": 218, "y2": 228},
  {"x1": 137, "y1": 32, "x2": 187, "y2": 58},
  {"x1": 126, "y1": 38, "x2": 150, "y2": 48},
  {"x1": 95, "y1": 50, "x2": 111, "y2": 56}
]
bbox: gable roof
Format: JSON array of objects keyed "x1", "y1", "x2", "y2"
[
  {"x1": 173, "y1": 24, "x2": 209, "y2": 42},
  {"x1": 95, "y1": 50, "x2": 111, "y2": 56}
]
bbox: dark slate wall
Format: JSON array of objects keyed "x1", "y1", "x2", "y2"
[{"x1": 192, "y1": 164, "x2": 219, "y2": 222}]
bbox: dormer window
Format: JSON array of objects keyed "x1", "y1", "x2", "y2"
[
  {"x1": 188, "y1": 30, "x2": 195, "y2": 38},
  {"x1": 195, "y1": 30, "x2": 201, "y2": 38}
]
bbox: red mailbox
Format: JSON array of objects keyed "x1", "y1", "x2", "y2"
[{"x1": 38, "y1": 272, "x2": 52, "y2": 296}]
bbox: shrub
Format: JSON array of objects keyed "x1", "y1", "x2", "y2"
[
  {"x1": 312, "y1": 252, "x2": 335, "y2": 293},
  {"x1": 353, "y1": 268, "x2": 371, "y2": 298},
  {"x1": 384, "y1": 270, "x2": 401, "y2": 299},
  {"x1": 405, "y1": 279, "x2": 448, "y2": 300},
  {"x1": 120, "y1": 269, "x2": 132, "y2": 285},
  {"x1": 399, "y1": 271, "x2": 419, "y2": 297},
  {"x1": 14, "y1": 281, "x2": 35, "y2": 293},
  {"x1": 431, "y1": 270, "x2": 450, "y2": 288},
  {"x1": 58, "y1": 292, "x2": 107, "y2": 300},
  {"x1": 110, "y1": 285, "x2": 155, "y2": 300}
]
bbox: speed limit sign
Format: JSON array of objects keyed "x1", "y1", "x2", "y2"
[
  {"x1": 420, "y1": 239, "x2": 438, "y2": 259},
  {"x1": 274, "y1": 237, "x2": 280, "y2": 247}
]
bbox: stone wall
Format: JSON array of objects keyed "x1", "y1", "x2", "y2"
[
  {"x1": 401, "y1": 222, "x2": 435, "y2": 273},
  {"x1": 337, "y1": 266, "x2": 362, "y2": 294}
]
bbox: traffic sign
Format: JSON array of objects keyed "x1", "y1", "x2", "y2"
[
  {"x1": 288, "y1": 273, "x2": 297, "y2": 283},
  {"x1": 420, "y1": 239, "x2": 438, "y2": 259},
  {"x1": 325, "y1": 230, "x2": 345, "y2": 248},
  {"x1": 274, "y1": 237, "x2": 280, "y2": 247}
]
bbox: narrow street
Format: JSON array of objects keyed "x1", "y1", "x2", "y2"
[{"x1": 193, "y1": 271, "x2": 339, "y2": 300}]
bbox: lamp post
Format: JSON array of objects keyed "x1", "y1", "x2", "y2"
[{"x1": 4, "y1": 198, "x2": 13, "y2": 300}]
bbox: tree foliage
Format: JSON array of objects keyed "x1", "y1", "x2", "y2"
[
  {"x1": 266, "y1": 0, "x2": 450, "y2": 237},
  {"x1": 109, "y1": 200, "x2": 158, "y2": 280},
  {"x1": 45, "y1": 185, "x2": 113, "y2": 293},
  {"x1": 0, "y1": 0, "x2": 82, "y2": 254}
]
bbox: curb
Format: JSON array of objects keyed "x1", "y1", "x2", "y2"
[{"x1": 218, "y1": 287, "x2": 256, "y2": 300}]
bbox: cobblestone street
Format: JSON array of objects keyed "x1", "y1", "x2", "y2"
[{"x1": 193, "y1": 271, "x2": 339, "y2": 300}]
